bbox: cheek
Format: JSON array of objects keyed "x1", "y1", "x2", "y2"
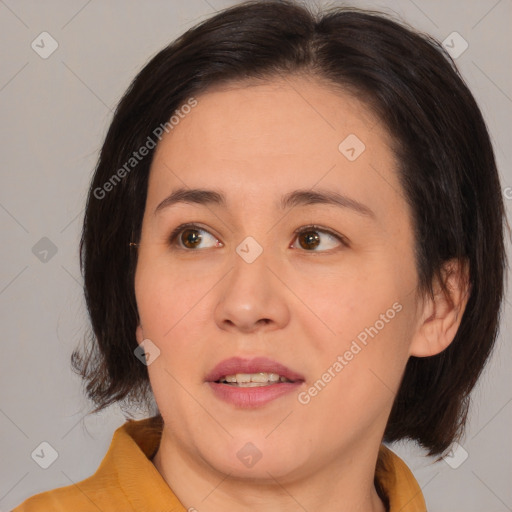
[
  {"x1": 297, "y1": 309, "x2": 412, "y2": 444},
  {"x1": 291, "y1": 258, "x2": 405, "y2": 344},
  {"x1": 134, "y1": 259, "x2": 217, "y2": 400},
  {"x1": 135, "y1": 254, "x2": 208, "y2": 338},
  {"x1": 135, "y1": 263, "x2": 207, "y2": 415},
  {"x1": 294, "y1": 259, "x2": 413, "y2": 407}
]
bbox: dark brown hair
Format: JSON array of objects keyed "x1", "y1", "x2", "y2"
[{"x1": 72, "y1": 0, "x2": 509, "y2": 457}]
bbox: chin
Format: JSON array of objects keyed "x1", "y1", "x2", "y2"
[{"x1": 201, "y1": 435, "x2": 310, "y2": 481}]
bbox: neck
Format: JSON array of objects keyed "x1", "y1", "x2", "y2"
[{"x1": 152, "y1": 432, "x2": 386, "y2": 512}]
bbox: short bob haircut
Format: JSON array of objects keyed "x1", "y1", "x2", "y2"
[{"x1": 73, "y1": 0, "x2": 509, "y2": 457}]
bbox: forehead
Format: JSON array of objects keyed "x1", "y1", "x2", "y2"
[
  {"x1": 156, "y1": 77, "x2": 386, "y2": 161},
  {"x1": 148, "y1": 76, "x2": 404, "y2": 222}
]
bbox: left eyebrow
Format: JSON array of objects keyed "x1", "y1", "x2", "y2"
[
  {"x1": 279, "y1": 188, "x2": 375, "y2": 219},
  {"x1": 154, "y1": 186, "x2": 375, "y2": 220}
]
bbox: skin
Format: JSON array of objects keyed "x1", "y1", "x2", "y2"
[{"x1": 134, "y1": 75, "x2": 469, "y2": 512}]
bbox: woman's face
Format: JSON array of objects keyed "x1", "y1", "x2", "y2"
[{"x1": 134, "y1": 76, "x2": 425, "y2": 480}]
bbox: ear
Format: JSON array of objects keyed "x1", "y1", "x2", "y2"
[
  {"x1": 409, "y1": 258, "x2": 471, "y2": 357},
  {"x1": 136, "y1": 324, "x2": 144, "y2": 345}
]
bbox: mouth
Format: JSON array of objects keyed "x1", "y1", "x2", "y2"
[
  {"x1": 205, "y1": 356, "x2": 305, "y2": 407},
  {"x1": 216, "y1": 372, "x2": 296, "y2": 387},
  {"x1": 205, "y1": 356, "x2": 305, "y2": 385}
]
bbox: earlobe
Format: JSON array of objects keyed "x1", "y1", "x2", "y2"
[{"x1": 409, "y1": 258, "x2": 471, "y2": 358}]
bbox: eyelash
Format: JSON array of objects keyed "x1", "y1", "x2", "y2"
[{"x1": 167, "y1": 222, "x2": 349, "y2": 252}]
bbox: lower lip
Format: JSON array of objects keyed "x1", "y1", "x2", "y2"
[{"x1": 207, "y1": 381, "x2": 303, "y2": 408}]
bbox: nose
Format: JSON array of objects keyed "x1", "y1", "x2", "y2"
[{"x1": 214, "y1": 247, "x2": 290, "y2": 334}]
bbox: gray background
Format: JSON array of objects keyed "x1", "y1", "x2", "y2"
[{"x1": 1, "y1": 0, "x2": 511, "y2": 510}]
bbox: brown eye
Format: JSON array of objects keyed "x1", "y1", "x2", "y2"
[
  {"x1": 291, "y1": 226, "x2": 346, "y2": 252},
  {"x1": 181, "y1": 228, "x2": 203, "y2": 249},
  {"x1": 168, "y1": 223, "x2": 346, "y2": 252},
  {"x1": 297, "y1": 230, "x2": 321, "y2": 250},
  {"x1": 169, "y1": 223, "x2": 223, "y2": 250}
]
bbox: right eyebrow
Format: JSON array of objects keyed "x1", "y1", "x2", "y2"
[{"x1": 154, "y1": 187, "x2": 226, "y2": 215}]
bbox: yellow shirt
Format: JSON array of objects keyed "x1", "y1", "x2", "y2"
[{"x1": 12, "y1": 416, "x2": 427, "y2": 512}]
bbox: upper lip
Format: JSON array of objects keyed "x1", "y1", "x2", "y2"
[{"x1": 205, "y1": 356, "x2": 305, "y2": 383}]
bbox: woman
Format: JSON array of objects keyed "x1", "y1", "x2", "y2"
[{"x1": 13, "y1": 1, "x2": 508, "y2": 511}]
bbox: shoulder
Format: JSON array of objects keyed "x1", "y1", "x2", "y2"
[
  {"x1": 11, "y1": 473, "x2": 131, "y2": 512},
  {"x1": 11, "y1": 416, "x2": 166, "y2": 512}
]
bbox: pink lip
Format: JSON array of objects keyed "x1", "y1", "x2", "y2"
[{"x1": 205, "y1": 356, "x2": 305, "y2": 408}]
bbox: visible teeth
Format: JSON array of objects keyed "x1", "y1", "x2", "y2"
[
  {"x1": 218, "y1": 372, "x2": 291, "y2": 385},
  {"x1": 251, "y1": 372, "x2": 272, "y2": 383}
]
